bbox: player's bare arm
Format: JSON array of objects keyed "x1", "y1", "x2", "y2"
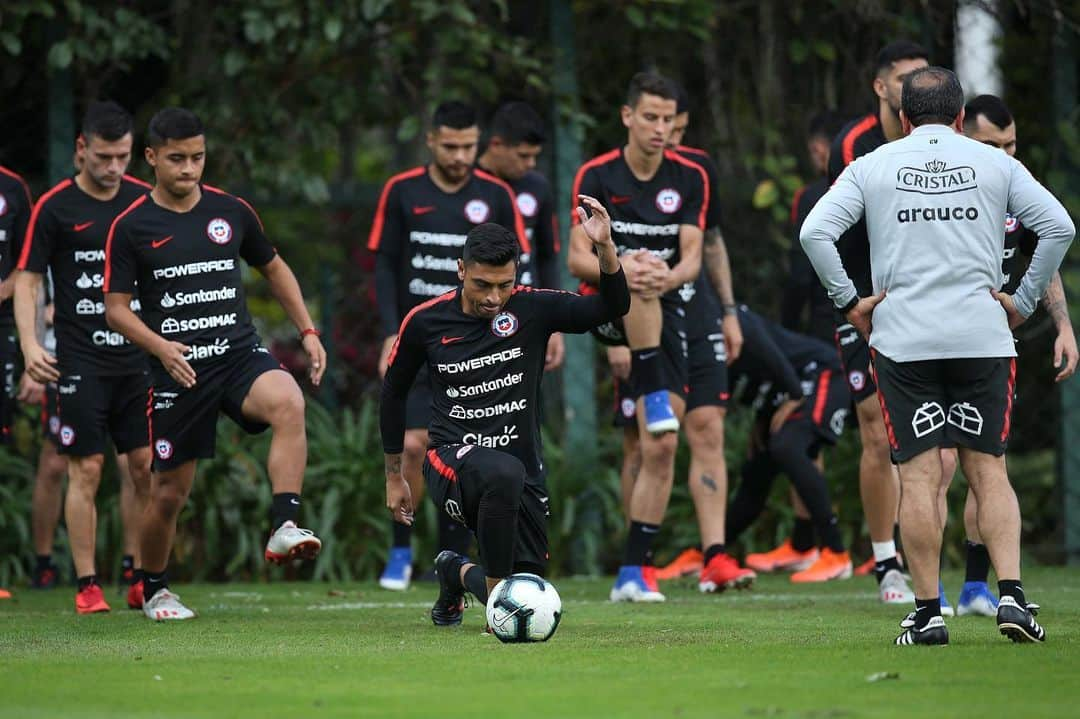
[
  {"x1": 14, "y1": 270, "x2": 59, "y2": 383},
  {"x1": 1041, "y1": 271, "x2": 1078, "y2": 381},
  {"x1": 384, "y1": 452, "x2": 413, "y2": 526},
  {"x1": 576, "y1": 194, "x2": 620, "y2": 273},
  {"x1": 845, "y1": 291, "x2": 886, "y2": 341},
  {"x1": 104, "y1": 292, "x2": 196, "y2": 388},
  {"x1": 256, "y1": 255, "x2": 327, "y2": 387},
  {"x1": 703, "y1": 227, "x2": 743, "y2": 361}
]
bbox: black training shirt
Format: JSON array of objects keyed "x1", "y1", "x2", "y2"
[{"x1": 0, "y1": 166, "x2": 33, "y2": 327}]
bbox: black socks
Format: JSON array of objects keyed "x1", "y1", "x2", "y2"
[
  {"x1": 271, "y1": 492, "x2": 301, "y2": 531},
  {"x1": 624, "y1": 521, "x2": 660, "y2": 566},
  {"x1": 965, "y1": 541, "x2": 991, "y2": 583}
]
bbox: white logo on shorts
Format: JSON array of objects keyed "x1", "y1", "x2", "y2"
[
  {"x1": 48, "y1": 416, "x2": 61, "y2": 436},
  {"x1": 444, "y1": 499, "x2": 465, "y2": 524},
  {"x1": 912, "y1": 402, "x2": 946, "y2": 438},
  {"x1": 155, "y1": 438, "x2": 174, "y2": 460},
  {"x1": 848, "y1": 370, "x2": 866, "y2": 392},
  {"x1": 456, "y1": 445, "x2": 474, "y2": 459},
  {"x1": 948, "y1": 402, "x2": 984, "y2": 436},
  {"x1": 829, "y1": 408, "x2": 848, "y2": 436}
]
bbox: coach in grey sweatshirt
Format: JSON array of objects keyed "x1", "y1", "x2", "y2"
[{"x1": 800, "y1": 67, "x2": 1073, "y2": 647}]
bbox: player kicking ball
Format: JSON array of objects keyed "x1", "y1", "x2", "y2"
[
  {"x1": 104, "y1": 107, "x2": 326, "y2": 621},
  {"x1": 380, "y1": 196, "x2": 629, "y2": 625}
]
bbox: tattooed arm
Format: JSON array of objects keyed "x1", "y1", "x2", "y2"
[{"x1": 1044, "y1": 271, "x2": 1078, "y2": 382}]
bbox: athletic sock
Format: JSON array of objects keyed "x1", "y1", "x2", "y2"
[
  {"x1": 703, "y1": 544, "x2": 726, "y2": 565},
  {"x1": 35, "y1": 554, "x2": 52, "y2": 571},
  {"x1": 143, "y1": 570, "x2": 168, "y2": 602},
  {"x1": 463, "y1": 565, "x2": 490, "y2": 605},
  {"x1": 964, "y1": 541, "x2": 991, "y2": 583},
  {"x1": 631, "y1": 347, "x2": 663, "y2": 395},
  {"x1": 872, "y1": 555, "x2": 902, "y2": 584},
  {"x1": 817, "y1": 514, "x2": 845, "y2": 553},
  {"x1": 270, "y1": 492, "x2": 301, "y2": 531},
  {"x1": 77, "y1": 575, "x2": 98, "y2": 591},
  {"x1": 132, "y1": 569, "x2": 143, "y2": 585},
  {"x1": 998, "y1": 579, "x2": 1027, "y2": 606},
  {"x1": 121, "y1": 554, "x2": 134, "y2": 576},
  {"x1": 913, "y1": 596, "x2": 941, "y2": 630},
  {"x1": 623, "y1": 521, "x2": 660, "y2": 566},
  {"x1": 791, "y1": 518, "x2": 815, "y2": 552},
  {"x1": 392, "y1": 519, "x2": 411, "y2": 549}
]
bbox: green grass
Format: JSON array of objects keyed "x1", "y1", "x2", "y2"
[{"x1": 1, "y1": 568, "x2": 1078, "y2": 718}]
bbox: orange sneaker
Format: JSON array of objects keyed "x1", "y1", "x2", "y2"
[
  {"x1": 654, "y1": 547, "x2": 704, "y2": 580},
  {"x1": 745, "y1": 539, "x2": 819, "y2": 573},
  {"x1": 853, "y1": 556, "x2": 876, "y2": 576},
  {"x1": 790, "y1": 548, "x2": 853, "y2": 583},
  {"x1": 127, "y1": 579, "x2": 145, "y2": 609},
  {"x1": 0, "y1": 588, "x2": 11, "y2": 599},
  {"x1": 75, "y1": 583, "x2": 111, "y2": 614},
  {"x1": 698, "y1": 553, "x2": 755, "y2": 592}
]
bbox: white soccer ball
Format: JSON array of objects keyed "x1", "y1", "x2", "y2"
[{"x1": 485, "y1": 573, "x2": 562, "y2": 643}]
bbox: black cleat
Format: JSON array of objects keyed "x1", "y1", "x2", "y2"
[
  {"x1": 895, "y1": 615, "x2": 949, "y2": 646},
  {"x1": 430, "y1": 550, "x2": 467, "y2": 626},
  {"x1": 31, "y1": 564, "x2": 59, "y2": 590},
  {"x1": 997, "y1": 596, "x2": 1045, "y2": 643}
]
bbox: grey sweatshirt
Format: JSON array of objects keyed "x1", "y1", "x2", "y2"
[{"x1": 800, "y1": 124, "x2": 1075, "y2": 361}]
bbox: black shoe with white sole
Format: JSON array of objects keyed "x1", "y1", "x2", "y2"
[
  {"x1": 895, "y1": 615, "x2": 949, "y2": 646},
  {"x1": 430, "y1": 550, "x2": 467, "y2": 627},
  {"x1": 997, "y1": 595, "x2": 1045, "y2": 643}
]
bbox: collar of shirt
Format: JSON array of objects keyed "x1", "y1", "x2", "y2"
[{"x1": 909, "y1": 124, "x2": 956, "y2": 137}]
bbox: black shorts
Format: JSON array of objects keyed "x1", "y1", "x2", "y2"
[
  {"x1": 611, "y1": 304, "x2": 689, "y2": 427},
  {"x1": 41, "y1": 382, "x2": 60, "y2": 444},
  {"x1": 685, "y1": 318, "x2": 729, "y2": 414},
  {"x1": 423, "y1": 444, "x2": 549, "y2": 574},
  {"x1": 871, "y1": 350, "x2": 1015, "y2": 463},
  {"x1": 149, "y1": 346, "x2": 283, "y2": 471},
  {"x1": 405, "y1": 365, "x2": 432, "y2": 431},
  {"x1": 784, "y1": 368, "x2": 850, "y2": 446},
  {"x1": 56, "y1": 371, "x2": 150, "y2": 456},
  {"x1": 0, "y1": 329, "x2": 14, "y2": 443},
  {"x1": 835, "y1": 323, "x2": 877, "y2": 402}
]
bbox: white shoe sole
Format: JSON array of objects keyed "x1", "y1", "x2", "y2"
[
  {"x1": 645, "y1": 418, "x2": 679, "y2": 434},
  {"x1": 379, "y1": 577, "x2": 411, "y2": 591},
  {"x1": 699, "y1": 574, "x2": 754, "y2": 593},
  {"x1": 610, "y1": 586, "x2": 666, "y2": 602}
]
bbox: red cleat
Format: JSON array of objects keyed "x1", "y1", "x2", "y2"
[
  {"x1": 790, "y1": 548, "x2": 853, "y2": 583},
  {"x1": 698, "y1": 553, "x2": 755, "y2": 593},
  {"x1": 75, "y1": 584, "x2": 111, "y2": 614},
  {"x1": 745, "y1": 539, "x2": 818, "y2": 573},
  {"x1": 127, "y1": 579, "x2": 145, "y2": 609},
  {"x1": 654, "y1": 547, "x2": 705, "y2": 580}
]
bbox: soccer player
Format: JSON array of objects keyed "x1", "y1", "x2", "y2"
[
  {"x1": 827, "y1": 41, "x2": 928, "y2": 603},
  {"x1": 568, "y1": 72, "x2": 709, "y2": 601},
  {"x1": 369, "y1": 101, "x2": 529, "y2": 591},
  {"x1": 724, "y1": 306, "x2": 853, "y2": 582},
  {"x1": 103, "y1": 107, "x2": 325, "y2": 621},
  {"x1": 802, "y1": 67, "x2": 1073, "y2": 645},
  {"x1": 16, "y1": 101, "x2": 154, "y2": 613},
  {"x1": 380, "y1": 196, "x2": 629, "y2": 625},
  {"x1": 476, "y1": 101, "x2": 565, "y2": 371}
]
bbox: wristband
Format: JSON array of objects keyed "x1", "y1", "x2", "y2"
[
  {"x1": 300, "y1": 328, "x2": 321, "y2": 339},
  {"x1": 722, "y1": 304, "x2": 738, "y2": 317},
  {"x1": 839, "y1": 296, "x2": 859, "y2": 315}
]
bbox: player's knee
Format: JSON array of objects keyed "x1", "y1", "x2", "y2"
[
  {"x1": 484, "y1": 453, "x2": 526, "y2": 504},
  {"x1": 685, "y1": 415, "x2": 724, "y2": 455},
  {"x1": 272, "y1": 387, "x2": 305, "y2": 427},
  {"x1": 69, "y1": 455, "x2": 106, "y2": 485}
]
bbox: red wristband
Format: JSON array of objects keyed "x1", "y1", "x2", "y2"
[{"x1": 300, "y1": 328, "x2": 321, "y2": 339}]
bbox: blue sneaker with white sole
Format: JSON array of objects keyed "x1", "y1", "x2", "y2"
[
  {"x1": 610, "y1": 565, "x2": 666, "y2": 602},
  {"x1": 379, "y1": 547, "x2": 413, "y2": 591},
  {"x1": 643, "y1": 390, "x2": 679, "y2": 434},
  {"x1": 940, "y1": 581, "x2": 954, "y2": 617},
  {"x1": 957, "y1": 581, "x2": 999, "y2": 616}
]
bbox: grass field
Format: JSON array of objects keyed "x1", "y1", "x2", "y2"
[{"x1": 1, "y1": 567, "x2": 1077, "y2": 718}]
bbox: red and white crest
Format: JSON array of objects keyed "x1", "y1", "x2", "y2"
[
  {"x1": 465, "y1": 199, "x2": 491, "y2": 224},
  {"x1": 655, "y1": 188, "x2": 682, "y2": 214},
  {"x1": 516, "y1": 192, "x2": 538, "y2": 218},
  {"x1": 207, "y1": 217, "x2": 233, "y2": 244},
  {"x1": 155, "y1": 438, "x2": 174, "y2": 460}
]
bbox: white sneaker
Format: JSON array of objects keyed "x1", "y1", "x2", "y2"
[
  {"x1": 265, "y1": 520, "x2": 322, "y2": 564},
  {"x1": 143, "y1": 589, "x2": 196, "y2": 621},
  {"x1": 880, "y1": 569, "x2": 915, "y2": 604}
]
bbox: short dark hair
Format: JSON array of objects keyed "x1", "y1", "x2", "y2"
[
  {"x1": 81, "y1": 101, "x2": 133, "y2": 143},
  {"x1": 432, "y1": 101, "x2": 477, "y2": 131},
  {"x1": 963, "y1": 94, "x2": 1014, "y2": 131},
  {"x1": 146, "y1": 107, "x2": 204, "y2": 148},
  {"x1": 807, "y1": 110, "x2": 846, "y2": 141},
  {"x1": 675, "y1": 83, "x2": 690, "y2": 115},
  {"x1": 463, "y1": 223, "x2": 519, "y2": 267},
  {"x1": 876, "y1": 40, "x2": 929, "y2": 75},
  {"x1": 625, "y1": 72, "x2": 679, "y2": 109},
  {"x1": 901, "y1": 66, "x2": 964, "y2": 127},
  {"x1": 490, "y1": 102, "x2": 545, "y2": 146}
]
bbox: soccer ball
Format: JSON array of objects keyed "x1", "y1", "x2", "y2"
[{"x1": 486, "y1": 573, "x2": 562, "y2": 643}]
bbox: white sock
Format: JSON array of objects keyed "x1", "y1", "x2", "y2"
[{"x1": 872, "y1": 541, "x2": 897, "y2": 563}]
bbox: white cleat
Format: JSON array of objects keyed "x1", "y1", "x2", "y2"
[
  {"x1": 265, "y1": 521, "x2": 322, "y2": 564},
  {"x1": 879, "y1": 568, "x2": 915, "y2": 604},
  {"x1": 143, "y1": 590, "x2": 196, "y2": 621}
]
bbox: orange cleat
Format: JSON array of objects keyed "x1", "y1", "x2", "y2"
[
  {"x1": 127, "y1": 579, "x2": 145, "y2": 609},
  {"x1": 698, "y1": 553, "x2": 755, "y2": 593},
  {"x1": 790, "y1": 548, "x2": 853, "y2": 583},
  {"x1": 75, "y1": 583, "x2": 111, "y2": 614},
  {"x1": 0, "y1": 587, "x2": 11, "y2": 599},
  {"x1": 654, "y1": 547, "x2": 704, "y2": 580},
  {"x1": 853, "y1": 556, "x2": 876, "y2": 576},
  {"x1": 745, "y1": 539, "x2": 819, "y2": 573}
]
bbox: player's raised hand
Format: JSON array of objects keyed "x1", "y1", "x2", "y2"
[
  {"x1": 302, "y1": 333, "x2": 327, "y2": 387},
  {"x1": 991, "y1": 289, "x2": 1025, "y2": 330},
  {"x1": 22, "y1": 341, "x2": 59, "y2": 383},
  {"x1": 846, "y1": 291, "x2": 885, "y2": 341},
  {"x1": 576, "y1": 195, "x2": 613, "y2": 247},
  {"x1": 156, "y1": 340, "x2": 197, "y2": 388}
]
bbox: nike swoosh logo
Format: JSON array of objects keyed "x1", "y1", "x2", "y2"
[
  {"x1": 610, "y1": 195, "x2": 632, "y2": 204},
  {"x1": 290, "y1": 498, "x2": 300, "y2": 505},
  {"x1": 441, "y1": 336, "x2": 464, "y2": 345},
  {"x1": 73, "y1": 222, "x2": 94, "y2": 232},
  {"x1": 151, "y1": 236, "x2": 174, "y2": 249},
  {"x1": 413, "y1": 205, "x2": 436, "y2": 215}
]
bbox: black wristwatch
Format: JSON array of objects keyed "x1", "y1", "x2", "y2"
[{"x1": 839, "y1": 296, "x2": 860, "y2": 314}]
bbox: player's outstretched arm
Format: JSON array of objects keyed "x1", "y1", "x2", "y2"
[
  {"x1": 14, "y1": 270, "x2": 58, "y2": 383},
  {"x1": 104, "y1": 293, "x2": 196, "y2": 388},
  {"x1": 255, "y1": 255, "x2": 326, "y2": 387}
]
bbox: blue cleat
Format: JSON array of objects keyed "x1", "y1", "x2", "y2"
[
  {"x1": 958, "y1": 581, "x2": 999, "y2": 616},
  {"x1": 610, "y1": 565, "x2": 666, "y2": 602},
  {"x1": 643, "y1": 390, "x2": 679, "y2": 434},
  {"x1": 940, "y1": 581, "x2": 954, "y2": 617},
  {"x1": 379, "y1": 546, "x2": 413, "y2": 591}
]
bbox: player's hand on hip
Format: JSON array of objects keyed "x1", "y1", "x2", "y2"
[
  {"x1": 846, "y1": 291, "x2": 885, "y2": 341},
  {"x1": 386, "y1": 475, "x2": 414, "y2": 526},
  {"x1": 576, "y1": 195, "x2": 613, "y2": 247},
  {"x1": 156, "y1": 340, "x2": 197, "y2": 388},
  {"x1": 378, "y1": 335, "x2": 397, "y2": 379},
  {"x1": 1053, "y1": 327, "x2": 1078, "y2": 382},
  {"x1": 22, "y1": 342, "x2": 59, "y2": 383},
  {"x1": 16, "y1": 373, "x2": 44, "y2": 404},
  {"x1": 991, "y1": 289, "x2": 1026, "y2": 329},
  {"x1": 769, "y1": 397, "x2": 804, "y2": 435},
  {"x1": 722, "y1": 313, "x2": 743, "y2": 363},
  {"x1": 544, "y1": 332, "x2": 565, "y2": 372},
  {"x1": 607, "y1": 345, "x2": 631, "y2": 380},
  {"x1": 302, "y1": 334, "x2": 327, "y2": 387}
]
